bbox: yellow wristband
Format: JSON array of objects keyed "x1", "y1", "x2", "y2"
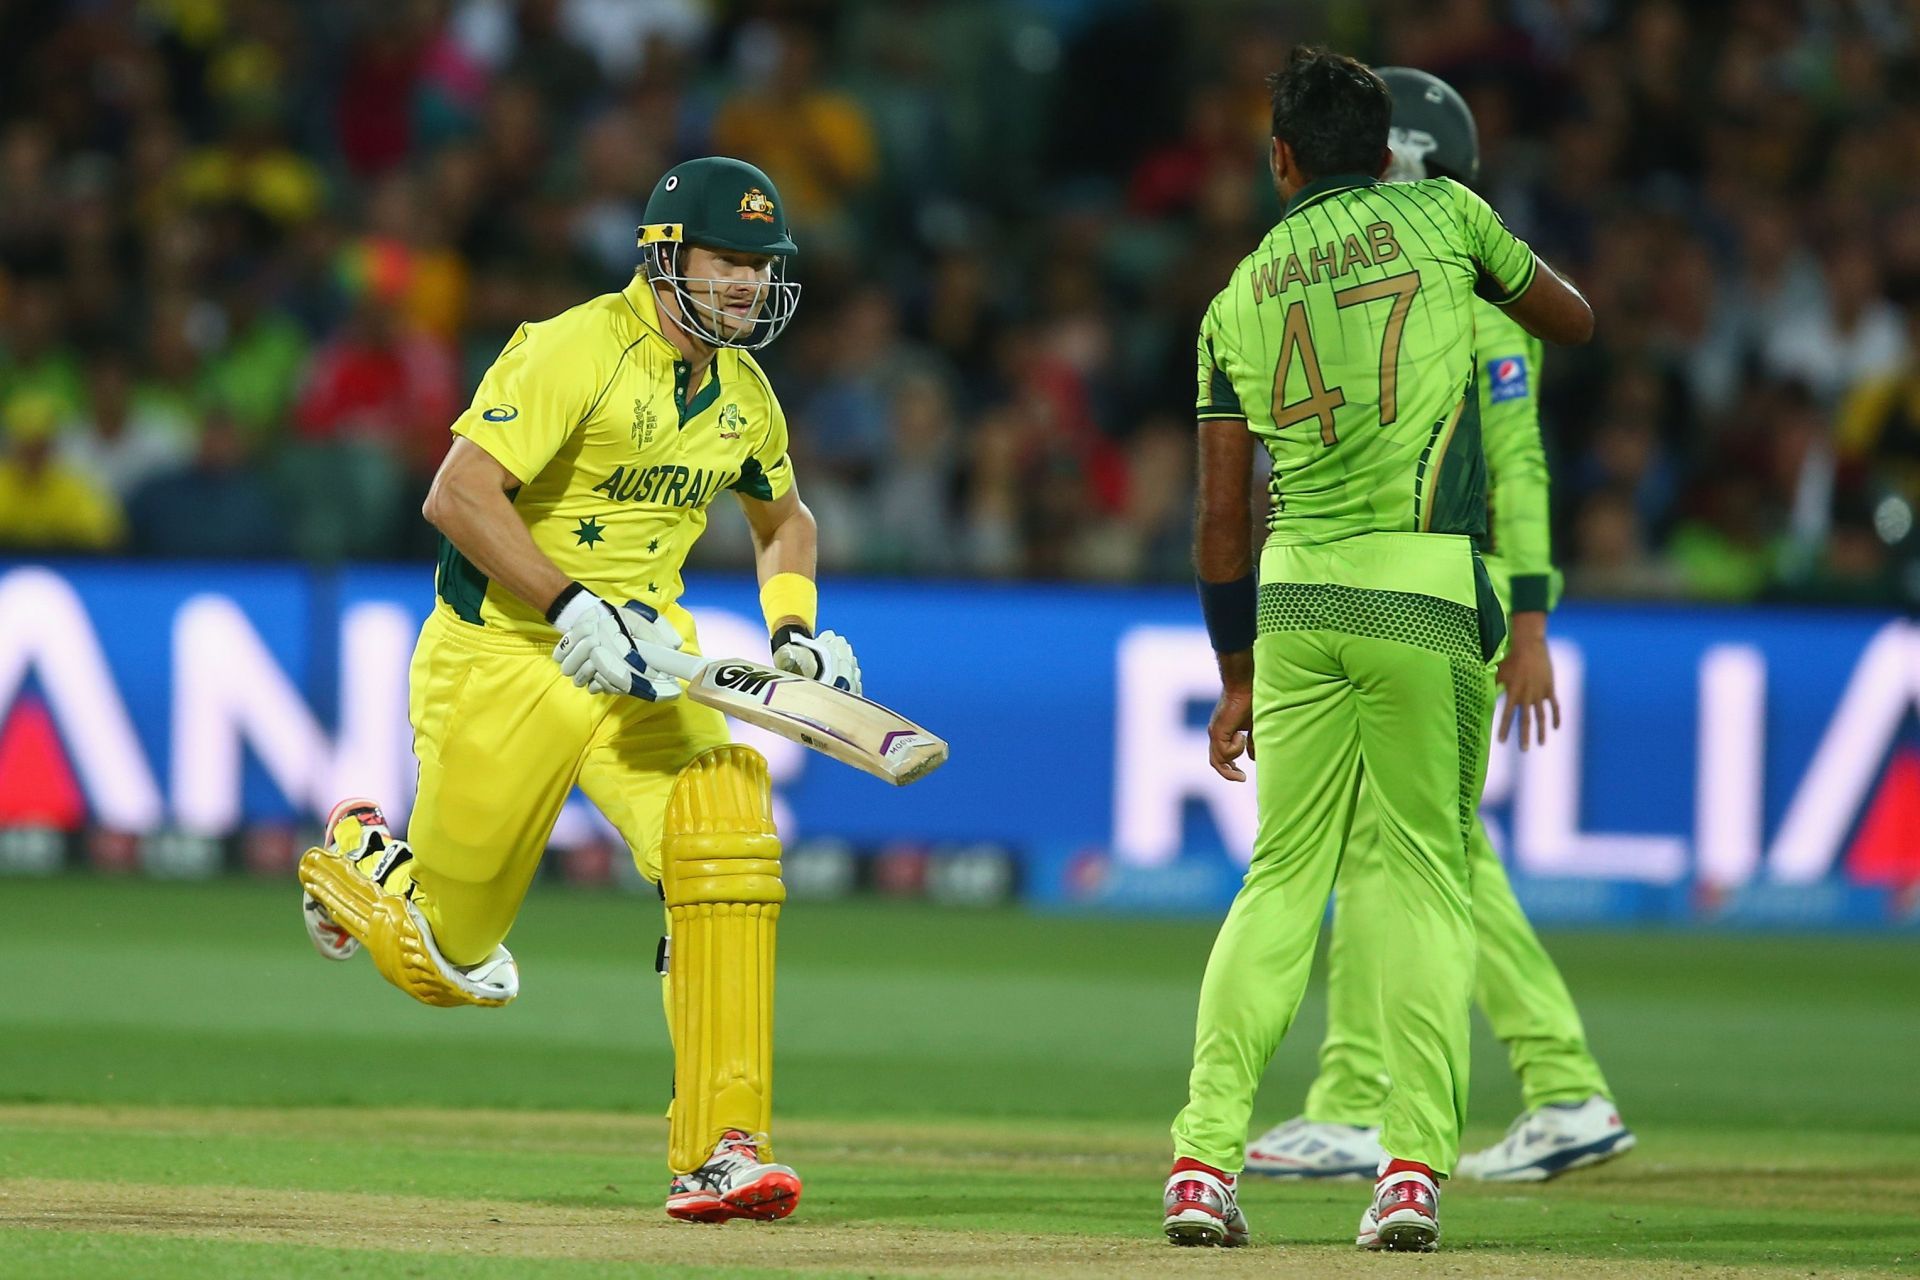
[{"x1": 759, "y1": 572, "x2": 818, "y2": 635}]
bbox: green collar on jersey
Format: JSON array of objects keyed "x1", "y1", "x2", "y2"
[
  {"x1": 1282, "y1": 172, "x2": 1380, "y2": 219},
  {"x1": 672, "y1": 359, "x2": 721, "y2": 427}
]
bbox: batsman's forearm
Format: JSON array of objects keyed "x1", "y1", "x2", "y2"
[
  {"x1": 424, "y1": 480, "x2": 572, "y2": 617},
  {"x1": 750, "y1": 498, "x2": 817, "y2": 584},
  {"x1": 744, "y1": 498, "x2": 814, "y2": 640}
]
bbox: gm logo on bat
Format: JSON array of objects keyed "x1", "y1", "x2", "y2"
[{"x1": 711, "y1": 662, "x2": 782, "y2": 696}]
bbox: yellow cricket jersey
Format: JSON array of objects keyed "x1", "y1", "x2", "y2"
[{"x1": 435, "y1": 275, "x2": 794, "y2": 638}]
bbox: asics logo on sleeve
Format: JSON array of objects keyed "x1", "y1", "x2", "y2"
[{"x1": 482, "y1": 405, "x2": 520, "y2": 422}]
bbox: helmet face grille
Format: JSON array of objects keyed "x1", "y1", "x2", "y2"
[
  {"x1": 1386, "y1": 127, "x2": 1436, "y2": 181},
  {"x1": 1377, "y1": 66, "x2": 1480, "y2": 186},
  {"x1": 644, "y1": 243, "x2": 801, "y2": 351}
]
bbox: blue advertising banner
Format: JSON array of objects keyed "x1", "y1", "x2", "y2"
[{"x1": 1, "y1": 561, "x2": 1916, "y2": 928}]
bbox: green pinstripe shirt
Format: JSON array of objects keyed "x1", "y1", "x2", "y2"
[{"x1": 1196, "y1": 174, "x2": 1538, "y2": 546}]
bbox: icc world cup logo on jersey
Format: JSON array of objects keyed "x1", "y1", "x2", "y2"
[{"x1": 632, "y1": 400, "x2": 659, "y2": 450}]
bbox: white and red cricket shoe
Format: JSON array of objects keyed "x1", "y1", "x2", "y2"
[
  {"x1": 1162, "y1": 1160, "x2": 1251, "y2": 1247},
  {"x1": 666, "y1": 1130, "x2": 802, "y2": 1223},
  {"x1": 1358, "y1": 1163, "x2": 1440, "y2": 1252}
]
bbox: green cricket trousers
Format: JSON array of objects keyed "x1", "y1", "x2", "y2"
[
  {"x1": 1306, "y1": 660, "x2": 1612, "y2": 1127},
  {"x1": 1172, "y1": 532, "x2": 1502, "y2": 1175}
]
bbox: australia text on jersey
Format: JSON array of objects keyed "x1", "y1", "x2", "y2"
[{"x1": 590, "y1": 461, "x2": 742, "y2": 509}]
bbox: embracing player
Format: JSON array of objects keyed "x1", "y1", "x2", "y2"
[
  {"x1": 1245, "y1": 67, "x2": 1634, "y2": 1187},
  {"x1": 1162, "y1": 49, "x2": 1593, "y2": 1251},
  {"x1": 299, "y1": 157, "x2": 856, "y2": 1224}
]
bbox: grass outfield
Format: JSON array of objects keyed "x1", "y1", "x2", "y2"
[{"x1": 0, "y1": 877, "x2": 1914, "y2": 1277}]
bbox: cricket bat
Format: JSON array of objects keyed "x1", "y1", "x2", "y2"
[{"x1": 632, "y1": 639, "x2": 949, "y2": 785}]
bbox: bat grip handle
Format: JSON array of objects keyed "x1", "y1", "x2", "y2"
[{"x1": 631, "y1": 638, "x2": 703, "y2": 684}]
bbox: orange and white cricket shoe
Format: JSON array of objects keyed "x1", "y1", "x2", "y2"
[
  {"x1": 666, "y1": 1130, "x2": 802, "y2": 1223},
  {"x1": 1162, "y1": 1160, "x2": 1250, "y2": 1247},
  {"x1": 300, "y1": 797, "x2": 394, "y2": 961}
]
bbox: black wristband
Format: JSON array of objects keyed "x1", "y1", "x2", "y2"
[
  {"x1": 544, "y1": 581, "x2": 584, "y2": 624},
  {"x1": 770, "y1": 622, "x2": 813, "y2": 653},
  {"x1": 1509, "y1": 573, "x2": 1552, "y2": 614},
  {"x1": 1197, "y1": 572, "x2": 1258, "y2": 653}
]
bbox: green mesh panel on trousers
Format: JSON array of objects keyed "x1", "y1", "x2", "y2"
[{"x1": 1257, "y1": 582, "x2": 1490, "y2": 846}]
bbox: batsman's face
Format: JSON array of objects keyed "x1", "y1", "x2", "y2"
[{"x1": 684, "y1": 245, "x2": 774, "y2": 341}]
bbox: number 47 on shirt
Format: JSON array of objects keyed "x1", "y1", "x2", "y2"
[{"x1": 1271, "y1": 275, "x2": 1421, "y2": 445}]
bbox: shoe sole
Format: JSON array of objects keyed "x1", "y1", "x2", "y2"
[
  {"x1": 1469, "y1": 1129, "x2": 1637, "y2": 1183},
  {"x1": 725, "y1": 1170, "x2": 801, "y2": 1221},
  {"x1": 302, "y1": 893, "x2": 360, "y2": 961},
  {"x1": 1163, "y1": 1210, "x2": 1246, "y2": 1248},
  {"x1": 667, "y1": 1171, "x2": 802, "y2": 1224},
  {"x1": 665, "y1": 1193, "x2": 729, "y2": 1223},
  {"x1": 1376, "y1": 1210, "x2": 1438, "y2": 1252}
]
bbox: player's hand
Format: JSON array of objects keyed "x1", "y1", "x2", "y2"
[
  {"x1": 552, "y1": 590, "x2": 682, "y2": 701},
  {"x1": 1495, "y1": 614, "x2": 1559, "y2": 751},
  {"x1": 1208, "y1": 678, "x2": 1255, "y2": 783},
  {"x1": 772, "y1": 628, "x2": 862, "y2": 695}
]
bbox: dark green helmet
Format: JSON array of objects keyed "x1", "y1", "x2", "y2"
[
  {"x1": 636, "y1": 156, "x2": 800, "y2": 350},
  {"x1": 1376, "y1": 67, "x2": 1480, "y2": 186}
]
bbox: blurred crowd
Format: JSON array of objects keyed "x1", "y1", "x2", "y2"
[{"x1": 1, "y1": 0, "x2": 1917, "y2": 605}]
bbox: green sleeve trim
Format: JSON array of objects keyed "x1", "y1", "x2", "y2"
[
  {"x1": 1508, "y1": 573, "x2": 1552, "y2": 613},
  {"x1": 1197, "y1": 335, "x2": 1243, "y2": 417},
  {"x1": 1477, "y1": 253, "x2": 1539, "y2": 306},
  {"x1": 729, "y1": 455, "x2": 773, "y2": 501},
  {"x1": 1206, "y1": 360, "x2": 1243, "y2": 416}
]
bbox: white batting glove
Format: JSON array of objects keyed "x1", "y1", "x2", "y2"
[
  {"x1": 551, "y1": 588, "x2": 682, "y2": 701},
  {"x1": 772, "y1": 628, "x2": 862, "y2": 695}
]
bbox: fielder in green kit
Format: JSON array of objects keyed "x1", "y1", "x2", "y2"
[
  {"x1": 1159, "y1": 48, "x2": 1593, "y2": 1253},
  {"x1": 1247, "y1": 67, "x2": 1636, "y2": 1189}
]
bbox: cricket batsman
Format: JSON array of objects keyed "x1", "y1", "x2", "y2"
[
  {"x1": 1245, "y1": 67, "x2": 1635, "y2": 1186},
  {"x1": 1161, "y1": 48, "x2": 1593, "y2": 1251},
  {"x1": 296, "y1": 156, "x2": 857, "y2": 1224}
]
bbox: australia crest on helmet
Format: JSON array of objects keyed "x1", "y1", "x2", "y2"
[{"x1": 738, "y1": 188, "x2": 777, "y2": 223}]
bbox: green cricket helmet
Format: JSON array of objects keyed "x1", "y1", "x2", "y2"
[
  {"x1": 1377, "y1": 67, "x2": 1480, "y2": 186},
  {"x1": 636, "y1": 156, "x2": 800, "y2": 350}
]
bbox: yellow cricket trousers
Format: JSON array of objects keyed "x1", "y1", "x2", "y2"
[{"x1": 403, "y1": 604, "x2": 731, "y2": 965}]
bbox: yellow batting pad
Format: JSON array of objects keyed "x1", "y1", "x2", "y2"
[
  {"x1": 661, "y1": 745, "x2": 784, "y2": 1173},
  {"x1": 298, "y1": 847, "x2": 515, "y2": 1009}
]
